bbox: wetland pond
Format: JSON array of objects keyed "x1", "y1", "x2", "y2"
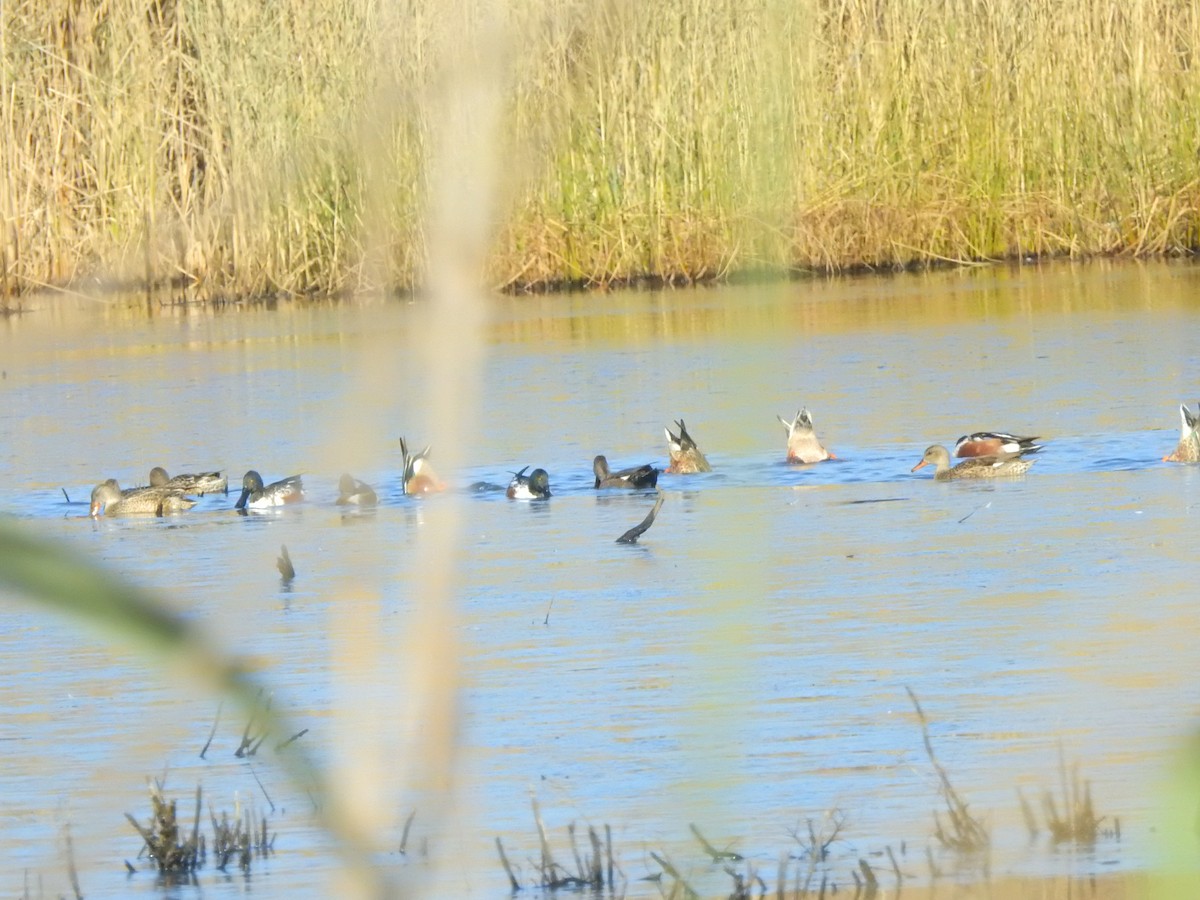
[{"x1": 2, "y1": 260, "x2": 1199, "y2": 897}]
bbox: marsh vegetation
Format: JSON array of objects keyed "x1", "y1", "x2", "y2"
[{"x1": 4, "y1": 0, "x2": 1200, "y2": 298}]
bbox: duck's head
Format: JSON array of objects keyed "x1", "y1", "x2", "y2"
[
  {"x1": 89, "y1": 480, "x2": 122, "y2": 517},
  {"x1": 911, "y1": 445, "x2": 950, "y2": 473},
  {"x1": 235, "y1": 470, "x2": 265, "y2": 509},
  {"x1": 593, "y1": 455, "x2": 610, "y2": 483},
  {"x1": 528, "y1": 468, "x2": 551, "y2": 497}
]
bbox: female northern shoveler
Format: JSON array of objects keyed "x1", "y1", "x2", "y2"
[
  {"x1": 336, "y1": 473, "x2": 377, "y2": 506},
  {"x1": 1163, "y1": 404, "x2": 1200, "y2": 463},
  {"x1": 664, "y1": 419, "x2": 711, "y2": 473},
  {"x1": 593, "y1": 455, "x2": 659, "y2": 489},
  {"x1": 507, "y1": 466, "x2": 551, "y2": 500},
  {"x1": 911, "y1": 444, "x2": 1035, "y2": 480},
  {"x1": 400, "y1": 438, "x2": 446, "y2": 495},
  {"x1": 778, "y1": 408, "x2": 836, "y2": 463},
  {"x1": 235, "y1": 470, "x2": 304, "y2": 509},
  {"x1": 149, "y1": 466, "x2": 228, "y2": 495},
  {"x1": 954, "y1": 432, "x2": 1042, "y2": 459},
  {"x1": 90, "y1": 480, "x2": 197, "y2": 517}
]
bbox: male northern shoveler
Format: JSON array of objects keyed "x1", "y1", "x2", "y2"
[
  {"x1": 507, "y1": 466, "x2": 551, "y2": 500},
  {"x1": 90, "y1": 480, "x2": 197, "y2": 517},
  {"x1": 664, "y1": 419, "x2": 711, "y2": 473},
  {"x1": 911, "y1": 444, "x2": 1035, "y2": 480},
  {"x1": 778, "y1": 408, "x2": 836, "y2": 463},
  {"x1": 336, "y1": 473, "x2": 377, "y2": 506},
  {"x1": 593, "y1": 455, "x2": 659, "y2": 489},
  {"x1": 1163, "y1": 403, "x2": 1200, "y2": 463},
  {"x1": 400, "y1": 438, "x2": 446, "y2": 495},
  {"x1": 954, "y1": 432, "x2": 1042, "y2": 459},
  {"x1": 235, "y1": 470, "x2": 304, "y2": 509},
  {"x1": 149, "y1": 466, "x2": 228, "y2": 495}
]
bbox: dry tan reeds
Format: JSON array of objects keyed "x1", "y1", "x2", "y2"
[{"x1": 4, "y1": 0, "x2": 1200, "y2": 298}]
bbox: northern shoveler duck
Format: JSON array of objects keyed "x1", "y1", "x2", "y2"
[
  {"x1": 954, "y1": 432, "x2": 1042, "y2": 459},
  {"x1": 911, "y1": 444, "x2": 1035, "y2": 480},
  {"x1": 507, "y1": 466, "x2": 551, "y2": 500},
  {"x1": 235, "y1": 470, "x2": 304, "y2": 509},
  {"x1": 89, "y1": 480, "x2": 197, "y2": 517},
  {"x1": 400, "y1": 438, "x2": 446, "y2": 495},
  {"x1": 336, "y1": 473, "x2": 377, "y2": 506},
  {"x1": 1163, "y1": 404, "x2": 1200, "y2": 463},
  {"x1": 593, "y1": 455, "x2": 659, "y2": 489},
  {"x1": 778, "y1": 408, "x2": 836, "y2": 463},
  {"x1": 149, "y1": 466, "x2": 228, "y2": 495},
  {"x1": 665, "y1": 419, "x2": 711, "y2": 473}
]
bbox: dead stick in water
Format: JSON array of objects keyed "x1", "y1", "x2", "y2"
[
  {"x1": 246, "y1": 760, "x2": 275, "y2": 813},
  {"x1": 399, "y1": 809, "x2": 417, "y2": 854},
  {"x1": 616, "y1": 489, "x2": 664, "y2": 544},
  {"x1": 886, "y1": 845, "x2": 902, "y2": 888},
  {"x1": 200, "y1": 702, "x2": 222, "y2": 759},
  {"x1": 605, "y1": 823, "x2": 613, "y2": 889},
  {"x1": 532, "y1": 796, "x2": 553, "y2": 876},
  {"x1": 495, "y1": 836, "x2": 520, "y2": 891}
]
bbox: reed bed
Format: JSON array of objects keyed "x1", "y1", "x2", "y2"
[{"x1": 3, "y1": 0, "x2": 1200, "y2": 297}]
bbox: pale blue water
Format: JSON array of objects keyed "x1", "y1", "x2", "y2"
[{"x1": 1, "y1": 260, "x2": 1199, "y2": 896}]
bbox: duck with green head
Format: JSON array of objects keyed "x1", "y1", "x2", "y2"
[
  {"x1": 507, "y1": 466, "x2": 551, "y2": 500},
  {"x1": 235, "y1": 470, "x2": 304, "y2": 509}
]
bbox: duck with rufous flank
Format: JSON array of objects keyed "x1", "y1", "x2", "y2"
[
  {"x1": 336, "y1": 473, "x2": 377, "y2": 506},
  {"x1": 664, "y1": 419, "x2": 711, "y2": 473},
  {"x1": 1163, "y1": 404, "x2": 1200, "y2": 463},
  {"x1": 778, "y1": 408, "x2": 835, "y2": 463},
  {"x1": 235, "y1": 470, "x2": 304, "y2": 509},
  {"x1": 953, "y1": 432, "x2": 1042, "y2": 459},
  {"x1": 400, "y1": 438, "x2": 446, "y2": 495}
]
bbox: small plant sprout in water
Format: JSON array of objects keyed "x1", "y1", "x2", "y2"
[
  {"x1": 1018, "y1": 747, "x2": 1116, "y2": 846},
  {"x1": 494, "y1": 796, "x2": 618, "y2": 893}
]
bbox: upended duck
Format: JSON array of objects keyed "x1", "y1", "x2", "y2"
[
  {"x1": 400, "y1": 438, "x2": 446, "y2": 495},
  {"x1": 664, "y1": 419, "x2": 711, "y2": 473},
  {"x1": 1163, "y1": 404, "x2": 1200, "y2": 463},
  {"x1": 336, "y1": 473, "x2": 377, "y2": 506},
  {"x1": 778, "y1": 408, "x2": 835, "y2": 463}
]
